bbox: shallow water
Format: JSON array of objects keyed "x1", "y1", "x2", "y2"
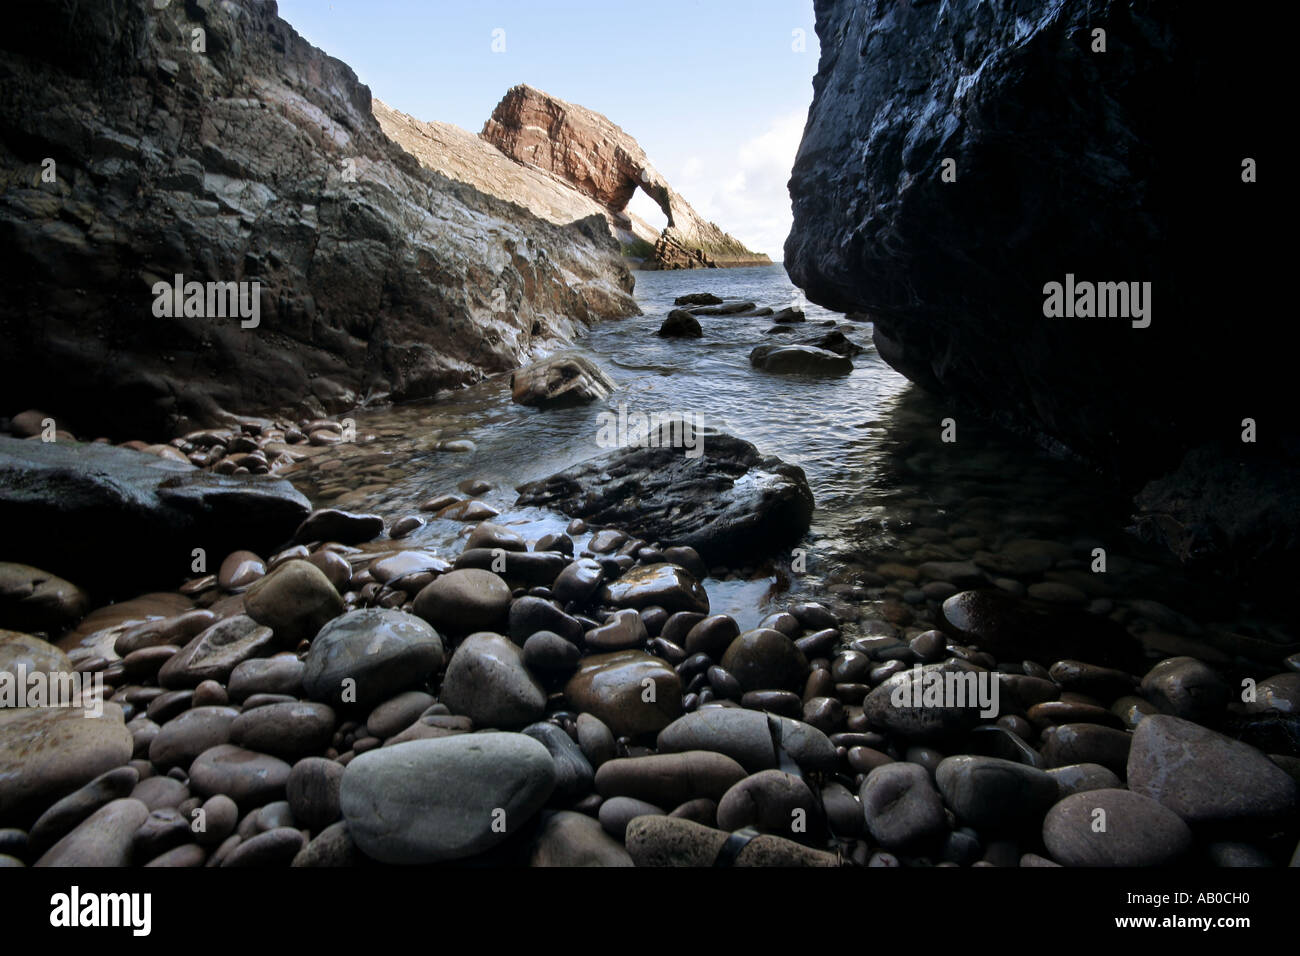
[{"x1": 284, "y1": 264, "x2": 1291, "y2": 653}]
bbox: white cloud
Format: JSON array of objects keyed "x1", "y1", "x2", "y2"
[{"x1": 667, "y1": 110, "x2": 808, "y2": 261}]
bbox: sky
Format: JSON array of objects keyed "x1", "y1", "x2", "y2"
[{"x1": 276, "y1": 0, "x2": 821, "y2": 259}]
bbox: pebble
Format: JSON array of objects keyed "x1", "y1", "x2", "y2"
[
  {"x1": 564, "y1": 650, "x2": 683, "y2": 737},
  {"x1": 576, "y1": 713, "x2": 617, "y2": 768},
  {"x1": 683, "y1": 615, "x2": 740, "y2": 657},
  {"x1": 34, "y1": 798, "x2": 150, "y2": 867},
  {"x1": 0, "y1": 705, "x2": 133, "y2": 821},
  {"x1": 522, "y1": 630, "x2": 581, "y2": 674},
  {"x1": 365, "y1": 691, "x2": 436, "y2": 739},
  {"x1": 230, "y1": 701, "x2": 336, "y2": 760},
  {"x1": 716, "y1": 770, "x2": 819, "y2": 837},
  {"x1": 602, "y1": 563, "x2": 709, "y2": 615},
  {"x1": 1042, "y1": 789, "x2": 1191, "y2": 866},
  {"x1": 522, "y1": 721, "x2": 595, "y2": 800},
  {"x1": 858, "y1": 762, "x2": 947, "y2": 849},
  {"x1": 740, "y1": 690, "x2": 802, "y2": 716},
  {"x1": 133, "y1": 807, "x2": 191, "y2": 860},
  {"x1": 305, "y1": 550, "x2": 353, "y2": 591},
  {"x1": 625, "y1": 815, "x2": 837, "y2": 867},
  {"x1": 243, "y1": 560, "x2": 346, "y2": 647},
  {"x1": 934, "y1": 755, "x2": 1059, "y2": 829},
  {"x1": 720, "y1": 628, "x2": 809, "y2": 692},
  {"x1": 1127, "y1": 714, "x2": 1299, "y2": 825},
  {"x1": 340, "y1": 734, "x2": 556, "y2": 863},
  {"x1": 530, "y1": 810, "x2": 634, "y2": 866},
  {"x1": 1045, "y1": 763, "x2": 1121, "y2": 797},
  {"x1": 293, "y1": 508, "x2": 384, "y2": 545},
  {"x1": 1048, "y1": 659, "x2": 1136, "y2": 698},
  {"x1": 389, "y1": 515, "x2": 425, "y2": 539},
  {"x1": 551, "y1": 558, "x2": 606, "y2": 606},
  {"x1": 218, "y1": 550, "x2": 266, "y2": 590},
  {"x1": 1245, "y1": 673, "x2": 1300, "y2": 714},
  {"x1": 302, "y1": 609, "x2": 444, "y2": 708},
  {"x1": 228, "y1": 655, "x2": 305, "y2": 703},
  {"x1": 860, "y1": 663, "x2": 984, "y2": 741},
  {"x1": 1039, "y1": 723, "x2": 1132, "y2": 776},
  {"x1": 222, "y1": 827, "x2": 305, "y2": 867},
  {"x1": 29, "y1": 766, "x2": 140, "y2": 849},
  {"x1": 0, "y1": 629, "x2": 71, "y2": 676},
  {"x1": 595, "y1": 751, "x2": 747, "y2": 806},
  {"x1": 148, "y1": 706, "x2": 240, "y2": 768},
  {"x1": 188, "y1": 745, "x2": 292, "y2": 808},
  {"x1": 508, "y1": 595, "x2": 585, "y2": 645},
  {"x1": 412, "y1": 568, "x2": 511, "y2": 634},
  {"x1": 157, "y1": 615, "x2": 275, "y2": 688},
  {"x1": 0, "y1": 562, "x2": 89, "y2": 634},
  {"x1": 599, "y1": 796, "x2": 665, "y2": 840},
  {"x1": 440, "y1": 632, "x2": 546, "y2": 728},
  {"x1": 290, "y1": 820, "x2": 357, "y2": 867},
  {"x1": 130, "y1": 775, "x2": 189, "y2": 810},
  {"x1": 195, "y1": 794, "x2": 239, "y2": 846},
  {"x1": 585, "y1": 608, "x2": 648, "y2": 651},
  {"x1": 1140, "y1": 656, "x2": 1230, "y2": 723},
  {"x1": 144, "y1": 844, "x2": 207, "y2": 867}
]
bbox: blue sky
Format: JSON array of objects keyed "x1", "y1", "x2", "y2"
[{"x1": 277, "y1": 0, "x2": 820, "y2": 258}]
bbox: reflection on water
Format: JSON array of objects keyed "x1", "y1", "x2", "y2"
[{"x1": 283, "y1": 265, "x2": 1290, "y2": 651}]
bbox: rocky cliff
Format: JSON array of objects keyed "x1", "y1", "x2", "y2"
[
  {"x1": 0, "y1": 0, "x2": 637, "y2": 439},
  {"x1": 483, "y1": 84, "x2": 770, "y2": 269},
  {"x1": 373, "y1": 99, "x2": 662, "y2": 257},
  {"x1": 785, "y1": 0, "x2": 1291, "y2": 587}
]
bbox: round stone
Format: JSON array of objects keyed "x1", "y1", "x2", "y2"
[
  {"x1": 1042, "y1": 789, "x2": 1191, "y2": 866},
  {"x1": 340, "y1": 733, "x2": 556, "y2": 863},
  {"x1": 720, "y1": 629, "x2": 808, "y2": 692},
  {"x1": 302, "y1": 609, "x2": 444, "y2": 708},
  {"x1": 412, "y1": 569, "x2": 511, "y2": 634}
]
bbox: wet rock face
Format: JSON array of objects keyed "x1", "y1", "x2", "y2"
[
  {"x1": 786, "y1": 0, "x2": 1286, "y2": 569},
  {"x1": 0, "y1": 0, "x2": 636, "y2": 438},
  {"x1": 0, "y1": 436, "x2": 309, "y2": 598},
  {"x1": 514, "y1": 431, "x2": 814, "y2": 566}
]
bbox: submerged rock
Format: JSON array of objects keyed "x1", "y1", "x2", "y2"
[
  {"x1": 749, "y1": 344, "x2": 852, "y2": 375},
  {"x1": 657, "y1": 310, "x2": 703, "y2": 338}
]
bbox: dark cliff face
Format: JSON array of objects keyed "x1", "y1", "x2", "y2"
[
  {"x1": 0, "y1": 0, "x2": 637, "y2": 438},
  {"x1": 786, "y1": 0, "x2": 1289, "y2": 584}
]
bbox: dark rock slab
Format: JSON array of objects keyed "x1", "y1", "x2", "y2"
[
  {"x1": 515, "y1": 430, "x2": 813, "y2": 565},
  {"x1": 0, "y1": 437, "x2": 309, "y2": 597}
]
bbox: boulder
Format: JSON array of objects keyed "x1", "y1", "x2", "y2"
[
  {"x1": 510, "y1": 353, "x2": 617, "y2": 408},
  {"x1": 0, "y1": 437, "x2": 309, "y2": 597},
  {"x1": 516, "y1": 433, "x2": 814, "y2": 566}
]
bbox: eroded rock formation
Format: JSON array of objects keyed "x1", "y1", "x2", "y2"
[
  {"x1": 483, "y1": 85, "x2": 770, "y2": 269},
  {"x1": 0, "y1": 0, "x2": 637, "y2": 439},
  {"x1": 785, "y1": 0, "x2": 1290, "y2": 587}
]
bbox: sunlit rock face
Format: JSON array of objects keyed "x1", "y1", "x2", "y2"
[
  {"x1": 482, "y1": 84, "x2": 770, "y2": 269},
  {"x1": 0, "y1": 0, "x2": 637, "y2": 438}
]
